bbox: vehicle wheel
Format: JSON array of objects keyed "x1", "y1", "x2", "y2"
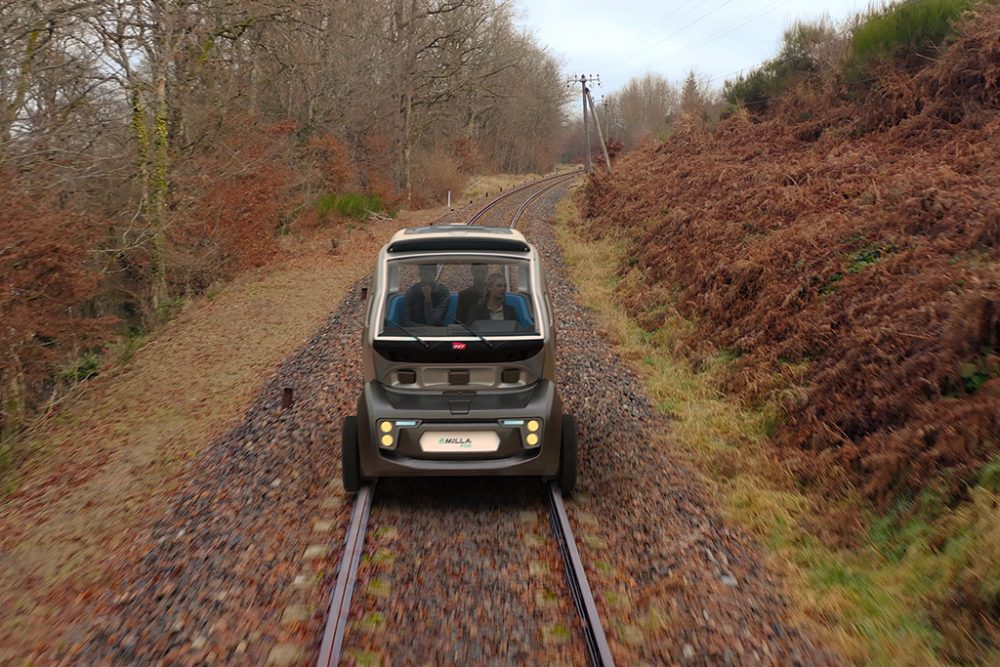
[
  {"x1": 558, "y1": 414, "x2": 578, "y2": 494},
  {"x1": 342, "y1": 416, "x2": 363, "y2": 494}
]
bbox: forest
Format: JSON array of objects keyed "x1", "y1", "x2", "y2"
[{"x1": 0, "y1": 0, "x2": 567, "y2": 459}]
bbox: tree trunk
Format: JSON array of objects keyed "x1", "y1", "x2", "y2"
[{"x1": 149, "y1": 72, "x2": 170, "y2": 316}]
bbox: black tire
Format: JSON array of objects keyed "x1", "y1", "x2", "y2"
[
  {"x1": 558, "y1": 414, "x2": 578, "y2": 494},
  {"x1": 341, "y1": 416, "x2": 363, "y2": 494}
]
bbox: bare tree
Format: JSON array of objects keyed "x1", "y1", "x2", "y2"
[{"x1": 603, "y1": 73, "x2": 679, "y2": 150}]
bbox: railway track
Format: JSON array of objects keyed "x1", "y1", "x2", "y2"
[
  {"x1": 465, "y1": 169, "x2": 582, "y2": 227},
  {"x1": 316, "y1": 172, "x2": 613, "y2": 666}
]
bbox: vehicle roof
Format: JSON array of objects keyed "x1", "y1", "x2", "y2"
[{"x1": 385, "y1": 225, "x2": 530, "y2": 253}]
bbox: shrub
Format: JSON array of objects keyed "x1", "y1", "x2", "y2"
[
  {"x1": 315, "y1": 192, "x2": 394, "y2": 221},
  {"x1": 845, "y1": 0, "x2": 977, "y2": 84},
  {"x1": 412, "y1": 146, "x2": 467, "y2": 207},
  {"x1": 59, "y1": 352, "x2": 101, "y2": 383},
  {"x1": 725, "y1": 19, "x2": 840, "y2": 111},
  {"x1": 172, "y1": 116, "x2": 293, "y2": 288},
  {"x1": 0, "y1": 173, "x2": 110, "y2": 444},
  {"x1": 305, "y1": 133, "x2": 355, "y2": 192}
]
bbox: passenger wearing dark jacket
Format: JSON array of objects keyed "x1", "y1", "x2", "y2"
[
  {"x1": 467, "y1": 272, "x2": 517, "y2": 323},
  {"x1": 404, "y1": 264, "x2": 450, "y2": 325},
  {"x1": 457, "y1": 263, "x2": 489, "y2": 324}
]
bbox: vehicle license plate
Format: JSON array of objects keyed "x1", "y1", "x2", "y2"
[{"x1": 419, "y1": 431, "x2": 500, "y2": 453}]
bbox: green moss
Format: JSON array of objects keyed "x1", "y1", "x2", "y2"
[
  {"x1": 349, "y1": 650, "x2": 383, "y2": 667},
  {"x1": 359, "y1": 611, "x2": 385, "y2": 632},
  {"x1": 366, "y1": 577, "x2": 390, "y2": 598},
  {"x1": 371, "y1": 549, "x2": 395, "y2": 566}
]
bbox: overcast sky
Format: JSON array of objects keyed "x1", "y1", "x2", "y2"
[{"x1": 515, "y1": 0, "x2": 872, "y2": 95}]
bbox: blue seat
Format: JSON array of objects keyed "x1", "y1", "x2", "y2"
[
  {"x1": 385, "y1": 293, "x2": 406, "y2": 326},
  {"x1": 386, "y1": 291, "x2": 533, "y2": 328},
  {"x1": 385, "y1": 292, "x2": 459, "y2": 326},
  {"x1": 444, "y1": 293, "x2": 458, "y2": 324},
  {"x1": 505, "y1": 293, "x2": 534, "y2": 328}
]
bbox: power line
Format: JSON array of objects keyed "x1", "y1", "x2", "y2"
[
  {"x1": 624, "y1": 0, "x2": 702, "y2": 47},
  {"x1": 608, "y1": 0, "x2": 740, "y2": 70},
  {"x1": 706, "y1": 13, "x2": 860, "y2": 86},
  {"x1": 608, "y1": 0, "x2": 704, "y2": 66},
  {"x1": 643, "y1": 0, "x2": 796, "y2": 70}
]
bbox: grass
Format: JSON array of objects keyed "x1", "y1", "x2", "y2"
[
  {"x1": 458, "y1": 167, "x2": 576, "y2": 202},
  {"x1": 316, "y1": 192, "x2": 394, "y2": 221},
  {"x1": 58, "y1": 352, "x2": 101, "y2": 383},
  {"x1": 459, "y1": 173, "x2": 541, "y2": 201},
  {"x1": 555, "y1": 195, "x2": 1000, "y2": 665}
]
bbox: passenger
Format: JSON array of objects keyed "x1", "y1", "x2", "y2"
[
  {"x1": 467, "y1": 272, "x2": 517, "y2": 323},
  {"x1": 403, "y1": 264, "x2": 450, "y2": 325},
  {"x1": 456, "y1": 263, "x2": 489, "y2": 324}
]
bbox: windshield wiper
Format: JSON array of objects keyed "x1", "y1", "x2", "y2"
[{"x1": 389, "y1": 322, "x2": 431, "y2": 350}]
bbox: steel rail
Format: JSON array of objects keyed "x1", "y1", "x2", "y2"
[
  {"x1": 509, "y1": 172, "x2": 578, "y2": 228},
  {"x1": 466, "y1": 169, "x2": 582, "y2": 226},
  {"x1": 316, "y1": 483, "x2": 374, "y2": 667},
  {"x1": 316, "y1": 171, "x2": 584, "y2": 666},
  {"x1": 547, "y1": 481, "x2": 615, "y2": 667},
  {"x1": 514, "y1": 175, "x2": 614, "y2": 665}
]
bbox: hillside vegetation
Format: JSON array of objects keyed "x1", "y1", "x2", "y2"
[{"x1": 579, "y1": 3, "x2": 1000, "y2": 662}]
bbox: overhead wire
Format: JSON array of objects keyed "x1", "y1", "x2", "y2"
[
  {"x1": 656, "y1": 0, "x2": 797, "y2": 65},
  {"x1": 617, "y1": 0, "x2": 796, "y2": 86},
  {"x1": 607, "y1": 0, "x2": 740, "y2": 69},
  {"x1": 706, "y1": 16, "x2": 860, "y2": 86},
  {"x1": 608, "y1": 0, "x2": 705, "y2": 66}
]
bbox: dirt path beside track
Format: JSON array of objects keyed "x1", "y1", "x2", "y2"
[{"x1": 0, "y1": 215, "x2": 428, "y2": 663}]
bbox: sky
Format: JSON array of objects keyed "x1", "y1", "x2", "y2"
[{"x1": 515, "y1": 0, "x2": 873, "y2": 95}]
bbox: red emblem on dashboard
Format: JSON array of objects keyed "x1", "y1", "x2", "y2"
[{"x1": 451, "y1": 341, "x2": 467, "y2": 350}]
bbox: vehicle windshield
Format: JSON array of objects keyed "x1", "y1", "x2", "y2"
[{"x1": 379, "y1": 258, "x2": 538, "y2": 337}]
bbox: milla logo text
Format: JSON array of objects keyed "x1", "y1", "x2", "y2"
[
  {"x1": 451, "y1": 341, "x2": 467, "y2": 350},
  {"x1": 439, "y1": 437, "x2": 474, "y2": 448}
]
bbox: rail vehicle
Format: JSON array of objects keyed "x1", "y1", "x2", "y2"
[{"x1": 341, "y1": 225, "x2": 577, "y2": 493}]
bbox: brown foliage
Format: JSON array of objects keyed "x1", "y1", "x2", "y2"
[
  {"x1": 306, "y1": 133, "x2": 356, "y2": 193},
  {"x1": 171, "y1": 117, "x2": 295, "y2": 289},
  {"x1": 413, "y1": 145, "x2": 468, "y2": 207},
  {"x1": 357, "y1": 134, "x2": 400, "y2": 206},
  {"x1": 581, "y1": 8, "x2": 1000, "y2": 510},
  {"x1": 0, "y1": 174, "x2": 112, "y2": 434}
]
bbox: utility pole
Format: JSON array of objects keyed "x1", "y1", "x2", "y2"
[
  {"x1": 585, "y1": 88, "x2": 613, "y2": 174},
  {"x1": 568, "y1": 74, "x2": 611, "y2": 174}
]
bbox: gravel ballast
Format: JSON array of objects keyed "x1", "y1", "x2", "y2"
[{"x1": 23, "y1": 180, "x2": 835, "y2": 665}]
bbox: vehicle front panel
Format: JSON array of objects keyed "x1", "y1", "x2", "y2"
[{"x1": 357, "y1": 379, "x2": 563, "y2": 478}]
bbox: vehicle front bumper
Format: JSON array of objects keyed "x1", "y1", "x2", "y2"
[{"x1": 357, "y1": 380, "x2": 563, "y2": 479}]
